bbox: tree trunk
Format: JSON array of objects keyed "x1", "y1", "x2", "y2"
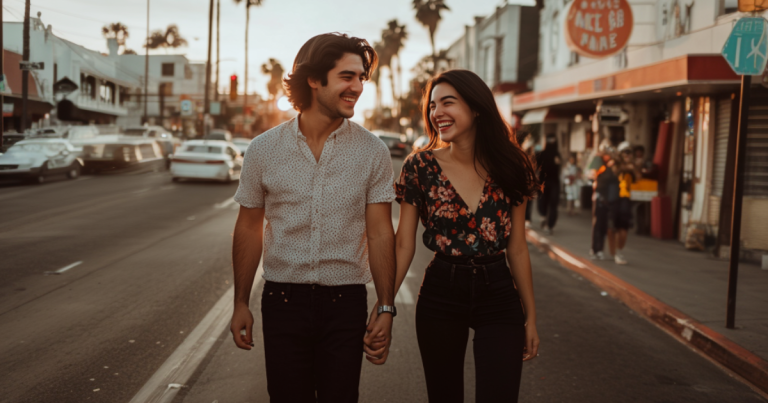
[
  {"x1": 21, "y1": 0, "x2": 30, "y2": 131},
  {"x1": 389, "y1": 65, "x2": 397, "y2": 118},
  {"x1": 244, "y1": 5, "x2": 250, "y2": 131},
  {"x1": 429, "y1": 30, "x2": 437, "y2": 74}
]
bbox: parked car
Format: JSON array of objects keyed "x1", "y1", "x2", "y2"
[
  {"x1": 79, "y1": 137, "x2": 166, "y2": 173},
  {"x1": 0, "y1": 139, "x2": 83, "y2": 183},
  {"x1": 413, "y1": 135, "x2": 429, "y2": 151},
  {"x1": 205, "y1": 129, "x2": 233, "y2": 142},
  {"x1": 123, "y1": 125, "x2": 180, "y2": 164},
  {"x1": 170, "y1": 140, "x2": 243, "y2": 183},
  {"x1": 232, "y1": 137, "x2": 252, "y2": 157},
  {"x1": 2, "y1": 133, "x2": 27, "y2": 152},
  {"x1": 372, "y1": 130, "x2": 411, "y2": 157}
]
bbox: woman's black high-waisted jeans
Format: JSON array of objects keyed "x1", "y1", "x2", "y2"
[{"x1": 416, "y1": 252, "x2": 526, "y2": 403}]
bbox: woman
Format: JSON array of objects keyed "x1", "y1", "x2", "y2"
[
  {"x1": 536, "y1": 134, "x2": 561, "y2": 234},
  {"x1": 562, "y1": 154, "x2": 582, "y2": 216},
  {"x1": 391, "y1": 70, "x2": 540, "y2": 402}
]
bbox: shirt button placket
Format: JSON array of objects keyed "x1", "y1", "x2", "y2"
[{"x1": 310, "y1": 164, "x2": 323, "y2": 283}]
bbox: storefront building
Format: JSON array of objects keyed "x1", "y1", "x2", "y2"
[{"x1": 513, "y1": 0, "x2": 768, "y2": 261}]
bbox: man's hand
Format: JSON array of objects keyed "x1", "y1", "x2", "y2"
[
  {"x1": 363, "y1": 309, "x2": 393, "y2": 365},
  {"x1": 230, "y1": 303, "x2": 255, "y2": 350}
]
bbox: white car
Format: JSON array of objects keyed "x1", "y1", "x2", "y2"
[
  {"x1": 413, "y1": 135, "x2": 430, "y2": 151},
  {"x1": 170, "y1": 140, "x2": 242, "y2": 183},
  {"x1": 232, "y1": 137, "x2": 252, "y2": 157},
  {"x1": 0, "y1": 139, "x2": 83, "y2": 183}
]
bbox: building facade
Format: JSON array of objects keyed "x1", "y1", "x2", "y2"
[{"x1": 512, "y1": 0, "x2": 768, "y2": 260}]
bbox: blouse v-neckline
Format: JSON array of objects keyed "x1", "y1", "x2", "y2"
[{"x1": 429, "y1": 150, "x2": 489, "y2": 216}]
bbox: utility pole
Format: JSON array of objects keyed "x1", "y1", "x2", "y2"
[
  {"x1": 215, "y1": 0, "x2": 220, "y2": 102},
  {"x1": 203, "y1": 0, "x2": 214, "y2": 135},
  {"x1": 143, "y1": 0, "x2": 150, "y2": 124},
  {"x1": 21, "y1": 0, "x2": 30, "y2": 131}
]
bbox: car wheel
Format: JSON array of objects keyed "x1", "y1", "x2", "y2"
[
  {"x1": 224, "y1": 171, "x2": 233, "y2": 184},
  {"x1": 67, "y1": 163, "x2": 81, "y2": 179},
  {"x1": 172, "y1": 177, "x2": 180, "y2": 183},
  {"x1": 34, "y1": 162, "x2": 48, "y2": 184}
]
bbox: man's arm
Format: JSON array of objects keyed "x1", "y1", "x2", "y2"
[
  {"x1": 230, "y1": 205, "x2": 265, "y2": 350},
  {"x1": 363, "y1": 202, "x2": 396, "y2": 365}
]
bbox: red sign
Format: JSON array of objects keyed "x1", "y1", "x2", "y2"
[{"x1": 565, "y1": 0, "x2": 633, "y2": 59}]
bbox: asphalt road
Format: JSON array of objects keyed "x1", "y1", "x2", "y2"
[{"x1": 0, "y1": 159, "x2": 765, "y2": 403}]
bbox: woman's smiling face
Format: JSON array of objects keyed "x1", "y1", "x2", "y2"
[{"x1": 429, "y1": 82, "x2": 476, "y2": 144}]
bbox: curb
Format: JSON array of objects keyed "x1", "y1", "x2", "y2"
[{"x1": 525, "y1": 229, "x2": 768, "y2": 397}]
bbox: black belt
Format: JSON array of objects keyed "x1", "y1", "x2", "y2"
[{"x1": 434, "y1": 251, "x2": 506, "y2": 266}]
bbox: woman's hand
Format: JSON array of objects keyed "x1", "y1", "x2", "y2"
[{"x1": 523, "y1": 322, "x2": 540, "y2": 361}]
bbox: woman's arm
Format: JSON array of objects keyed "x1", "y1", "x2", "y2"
[{"x1": 507, "y1": 199, "x2": 540, "y2": 361}]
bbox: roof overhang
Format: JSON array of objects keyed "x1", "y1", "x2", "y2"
[{"x1": 512, "y1": 55, "x2": 740, "y2": 112}]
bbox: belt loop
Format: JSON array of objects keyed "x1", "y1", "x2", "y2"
[{"x1": 483, "y1": 265, "x2": 490, "y2": 285}]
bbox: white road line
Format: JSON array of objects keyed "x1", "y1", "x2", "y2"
[
  {"x1": 44, "y1": 261, "x2": 83, "y2": 275},
  {"x1": 129, "y1": 264, "x2": 263, "y2": 403},
  {"x1": 214, "y1": 196, "x2": 236, "y2": 209}
]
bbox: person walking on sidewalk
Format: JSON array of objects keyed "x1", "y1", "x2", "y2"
[
  {"x1": 608, "y1": 142, "x2": 636, "y2": 264},
  {"x1": 230, "y1": 33, "x2": 397, "y2": 403},
  {"x1": 536, "y1": 134, "x2": 561, "y2": 235},
  {"x1": 590, "y1": 153, "x2": 620, "y2": 261},
  {"x1": 562, "y1": 153, "x2": 582, "y2": 216},
  {"x1": 389, "y1": 70, "x2": 540, "y2": 402}
]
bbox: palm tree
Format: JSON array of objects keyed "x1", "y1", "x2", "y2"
[
  {"x1": 412, "y1": 0, "x2": 450, "y2": 70},
  {"x1": 261, "y1": 58, "x2": 284, "y2": 100},
  {"x1": 382, "y1": 19, "x2": 408, "y2": 115},
  {"x1": 233, "y1": 0, "x2": 265, "y2": 113},
  {"x1": 371, "y1": 41, "x2": 387, "y2": 109},
  {"x1": 102, "y1": 22, "x2": 129, "y2": 54},
  {"x1": 144, "y1": 24, "x2": 188, "y2": 53}
]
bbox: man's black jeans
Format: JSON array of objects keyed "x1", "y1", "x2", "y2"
[
  {"x1": 261, "y1": 281, "x2": 368, "y2": 403},
  {"x1": 416, "y1": 253, "x2": 527, "y2": 403}
]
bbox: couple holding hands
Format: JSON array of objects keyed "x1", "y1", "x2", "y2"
[{"x1": 230, "y1": 33, "x2": 540, "y2": 403}]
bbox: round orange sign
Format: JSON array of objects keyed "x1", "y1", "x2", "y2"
[{"x1": 565, "y1": 0, "x2": 634, "y2": 59}]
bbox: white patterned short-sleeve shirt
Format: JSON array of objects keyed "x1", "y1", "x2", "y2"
[{"x1": 234, "y1": 116, "x2": 395, "y2": 286}]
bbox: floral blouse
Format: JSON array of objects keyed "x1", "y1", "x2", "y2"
[{"x1": 395, "y1": 151, "x2": 523, "y2": 257}]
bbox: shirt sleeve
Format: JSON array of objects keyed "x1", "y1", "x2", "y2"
[
  {"x1": 394, "y1": 154, "x2": 422, "y2": 207},
  {"x1": 367, "y1": 144, "x2": 396, "y2": 204},
  {"x1": 233, "y1": 140, "x2": 265, "y2": 208}
]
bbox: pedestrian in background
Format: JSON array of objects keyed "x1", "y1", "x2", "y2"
[
  {"x1": 562, "y1": 153, "x2": 582, "y2": 216},
  {"x1": 230, "y1": 33, "x2": 397, "y2": 403},
  {"x1": 519, "y1": 132, "x2": 536, "y2": 228},
  {"x1": 591, "y1": 151, "x2": 620, "y2": 261},
  {"x1": 609, "y1": 142, "x2": 636, "y2": 264},
  {"x1": 536, "y1": 133, "x2": 561, "y2": 235},
  {"x1": 391, "y1": 69, "x2": 540, "y2": 403}
]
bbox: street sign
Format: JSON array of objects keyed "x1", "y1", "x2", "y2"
[
  {"x1": 53, "y1": 77, "x2": 79, "y2": 96},
  {"x1": 722, "y1": 17, "x2": 768, "y2": 76},
  {"x1": 210, "y1": 101, "x2": 221, "y2": 116},
  {"x1": 19, "y1": 61, "x2": 44, "y2": 71},
  {"x1": 0, "y1": 74, "x2": 10, "y2": 94},
  {"x1": 180, "y1": 99, "x2": 193, "y2": 117}
]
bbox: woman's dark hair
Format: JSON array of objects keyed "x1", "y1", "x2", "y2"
[
  {"x1": 421, "y1": 69, "x2": 540, "y2": 201},
  {"x1": 284, "y1": 33, "x2": 378, "y2": 112}
]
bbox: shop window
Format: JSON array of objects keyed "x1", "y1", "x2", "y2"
[
  {"x1": 162, "y1": 63, "x2": 175, "y2": 77},
  {"x1": 80, "y1": 74, "x2": 96, "y2": 99},
  {"x1": 100, "y1": 81, "x2": 116, "y2": 104}
]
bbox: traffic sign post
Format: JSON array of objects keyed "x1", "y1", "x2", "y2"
[
  {"x1": 720, "y1": 16, "x2": 767, "y2": 330},
  {"x1": 722, "y1": 17, "x2": 768, "y2": 75},
  {"x1": 180, "y1": 99, "x2": 193, "y2": 117}
]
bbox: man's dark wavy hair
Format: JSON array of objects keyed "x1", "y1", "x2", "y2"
[{"x1": 284, "y1": 33, "x2": 378, "y2": 112}]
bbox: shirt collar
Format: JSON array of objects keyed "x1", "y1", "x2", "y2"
[{"x1": 292, "y1": 114, "x2": 348, "y2": 141}]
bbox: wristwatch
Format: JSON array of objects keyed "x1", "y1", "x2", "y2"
[{"x1": 377, "y1": 305, "x2": 397, "y2": 317}]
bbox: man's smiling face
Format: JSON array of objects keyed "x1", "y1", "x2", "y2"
[{"x1": 313, "y1": 53, "x2": 365, "y2": 119}]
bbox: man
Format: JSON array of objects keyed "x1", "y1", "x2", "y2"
[
  {"x1": 230, "y1": 33, "x2": 397, "y2": 403},
  {"x1": 590, "y1": 153, "x2": 620, "y2": 261}
]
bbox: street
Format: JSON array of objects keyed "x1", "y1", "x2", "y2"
[{"x1": 0, "y1": 159, "x2": 764, "y2": 403}]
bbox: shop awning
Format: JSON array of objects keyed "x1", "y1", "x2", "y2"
[{"x1": 521, "y1": 108, "x2": 549, "y2": 125}]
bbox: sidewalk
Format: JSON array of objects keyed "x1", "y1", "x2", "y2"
[{"x1": 527, "y1": 207, "x2": 768, "y2": 395}]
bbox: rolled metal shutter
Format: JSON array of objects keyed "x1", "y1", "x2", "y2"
[
  {"x1": 746, "y1": 88, "x2": 768, "y2": 196},
  {"x1": 709, "y1": 98, "x2": 731, "y2": 225}
]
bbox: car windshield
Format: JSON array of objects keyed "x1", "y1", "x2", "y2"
[
  {"x1": 207, "y1": 134, "x2": 227, "y2": 141},
  {"x1": 184, "y1": 145, "x2": 222, "y2": 154},
  {"x1": 8, "y1": 143, "x2": 64, "y2": 154},
  {"x1": 124, "y1": 128, "x2": 148, "y2": 136}
]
